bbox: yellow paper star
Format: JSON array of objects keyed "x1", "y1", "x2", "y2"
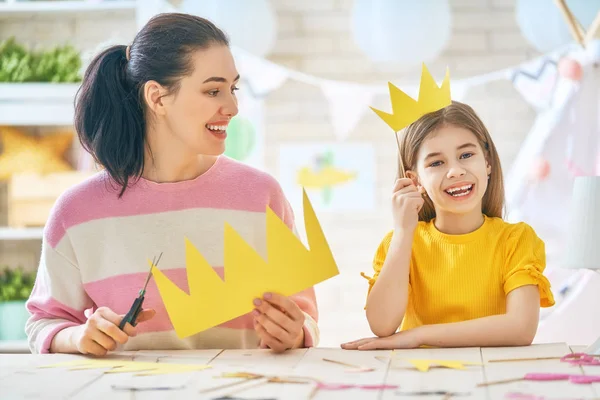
[
  {"x1": 406, "y1": 359, "x2": 481, "y2": 372},
  {"x1": 0, "y1": 126, "x2": 74, "y2": 180}
]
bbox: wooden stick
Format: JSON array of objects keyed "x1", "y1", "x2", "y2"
[
  {"x1": 322, "y1": 358, "x2": 361, "y2": 369},
  {"x1": 219, "y1": 378, "x2": 271, "y2": 397},
  {"x1": 198, "y1": 375, "x2": 263, "y2": 394},
  {"x1": 585, "y1": 11, "x2": 600, "y2": 44},
  {"x1": 395, "y1": 131, "x2": 406, "y2": 178},
  {"x1": 489, "y1": 354, "x2": 600, "y2": 363},
  {"x1": 200, "y1": 373, "x2": 311, "y2": 396},
  {"x1": 488, "y1": 356, "x2": 562, "y2": 363},
  {"x1": 322, "y1": 358, "x2": 375, "y2": 372},
  {"x1": 307, "y1": 383, "x2": 320, "y2": 400},
  {"x1": 554, "y1": 0, "x2": 586, "y2": 46},
  {"x1": 477, "y1": 377, "x2": 524, "y2": 387}
]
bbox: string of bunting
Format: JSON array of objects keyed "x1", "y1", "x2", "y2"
[{"x1": 230, "y1": 43, "x2": 575, "y2": 141}]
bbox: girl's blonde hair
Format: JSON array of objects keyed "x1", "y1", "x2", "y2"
[{"x1": 399, "y1": 101, "x2": 505, "y2": 222}]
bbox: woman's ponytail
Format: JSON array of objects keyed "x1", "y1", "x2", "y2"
[{"x1": 74, "y1": 45, "x2": 145, "y2": 197}]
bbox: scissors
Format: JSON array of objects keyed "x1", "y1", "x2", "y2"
[
  {"x1": 478, "y1": 372, "x2": 600, "y2": 386},
  {"x1": 119, "y1": 252, "x2": 162, "y2": 331},
  {"x1": 561, "y1": 352, "x2": 600, "y2": 366}
]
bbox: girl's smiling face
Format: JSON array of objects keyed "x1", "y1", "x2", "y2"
[{"x1": 411, "y1": 124, "x2": 492, "y2": 217}]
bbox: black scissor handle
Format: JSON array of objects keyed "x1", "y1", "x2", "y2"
[{"x1": 119, "y1": 295, "x2": 144, "y2": 330}]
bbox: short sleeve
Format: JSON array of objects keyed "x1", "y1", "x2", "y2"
[
  {"x1": 503, "y1": 223, "x2": 555, "y2": 307},
  {"x1": 360, "y1": 230, "x2": 395, "y2": 309}
]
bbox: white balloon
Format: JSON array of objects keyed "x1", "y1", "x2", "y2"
[
  {"x1": 516, "y1": 0, "x2": 600, "y2": 53},
  {"x1": 180, "y1": 0, "x2": 277, "y2": 57},
  {"x1": 351, "y1": 0, "x2": 452, "y2": 65}
]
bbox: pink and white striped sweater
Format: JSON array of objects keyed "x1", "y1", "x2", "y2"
[{"x1": 25, "y1": 156, "x2": 319, "y2": 354}]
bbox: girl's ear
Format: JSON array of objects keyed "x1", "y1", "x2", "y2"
[
  {"x1": 486, "y1": 161, "x2": 492, "y2": 177},
  {"x1": 405, "y1": 170, "x2": 418, "y2": 185},
  {"x1": 405, "y1": 170, "x2": 426, "y2": 194}
]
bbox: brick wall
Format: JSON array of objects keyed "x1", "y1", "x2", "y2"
[{"x1": 0, "y1": 0, "x2": 538, "y2": 346}]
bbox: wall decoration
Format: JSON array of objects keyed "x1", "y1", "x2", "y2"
[
  {"x1": 279, "y1": 143, "x2": 376, "y2": 213},
  {"x1": 0, "y1": 126, "x2": 74, "y2": 180}
]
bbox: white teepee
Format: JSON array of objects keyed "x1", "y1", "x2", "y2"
[{"x1": 505, "y1": 40, "x2": 600, "y2": 345}]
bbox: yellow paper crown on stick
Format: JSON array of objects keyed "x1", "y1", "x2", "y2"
[
  {"x1": 370, "y1": 63, "x2": 452, "y2": 133},
  {"x1": 151, "y1": 188, "x2": 340, "y2": 338}
]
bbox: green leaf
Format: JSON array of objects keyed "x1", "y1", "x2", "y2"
[
  {"x1": 0, "y1": 266, "x2": 36, "y2": 302},
  {"x1": 0, "y1": 36, "x2": 82, "y2": 83}
]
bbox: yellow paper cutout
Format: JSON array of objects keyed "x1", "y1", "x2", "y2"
[
  {"x1": 370, "y1": 64, "x2": 451, "y2": 132},
  {"x1": 296, "y1": 166, "x2": 357, "y2": 189},
  {"x1": 152, "y1": 188, "x2": 340, "y2": 338},
  {"x1": 40, "y1": 359, "x2": 211, "y2": 376},
  {"x1": 0, "y1": 126, "x2": 74, "y2": 180},
  {"x1": 406, "y1": 359, "x2": 481, "y2": 372},
  {"x1": 220, "y1": 372, "x2": 264, "y2": 379}
]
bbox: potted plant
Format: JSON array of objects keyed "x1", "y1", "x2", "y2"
[{"x1": 0, "y1": 266, "x2": 35, "y2": 341}]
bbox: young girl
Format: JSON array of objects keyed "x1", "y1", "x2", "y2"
[
  {"x1": 342, "y1": 101, "x2": 554, "y2": 350},
  {"x1": 25, "y1": 13, "x2": 318, "y2": 355}
]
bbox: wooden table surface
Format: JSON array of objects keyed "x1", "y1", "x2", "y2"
[{"x1": 1, "y1": 343, "x2": 598, "y2": 399}]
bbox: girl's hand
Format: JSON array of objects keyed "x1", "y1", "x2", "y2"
[
  {"x1": 391, "y1": 178, "x2": 424, "y2": 232},
  {"x1": 253, "y1": 292, "x2": 305, "y2": 353},
  {"x1": 341, "y1": 329, "x2": 421, "y2": 350},
  {"x1": 71, "y1": 306, "x2": 155, "y2": 356}
]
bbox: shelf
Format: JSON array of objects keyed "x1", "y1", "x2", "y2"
[
  {"x1": 0, "y1": 0, "x2": 136, "y2": 17},
  {"x1": 0, "y1": 228, "x2": 44, "y2": 240},
  {"x1": 0, "y1": 83, "x2": 79, "y2": 126}
]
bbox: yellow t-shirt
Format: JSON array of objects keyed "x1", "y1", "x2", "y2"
[{"x1": 362, "y1": 215, "x2": 555, "y2": 332}]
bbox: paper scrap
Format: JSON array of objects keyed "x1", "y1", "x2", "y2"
[
  {"x1": 220, "y1": 372, "x2": 264, "y2": 379},
  {"x1": 316, "y1": 382, "x2": 354, "y2": 390},
  {"x1": 213, "y1": 397, "x2": 276, "y2": 400},
  {"x1": 152, "y1": 188, "x2": 340, "y2": 338},
  {"x1": 316, "y1": 382, "x2": 398, "y2": 391},
  {"x1": 112, "y1": 384, "x2": 186, "y2": 391},
  {"x1": 396, "y1": 390, "x2": 471, "y2": 396},
  {"x1": 40, "y1": 359, "x2": 211, "y2": 376},
  {"x1": 406, "y1": 359, "x2": 481, "y2": 372}
]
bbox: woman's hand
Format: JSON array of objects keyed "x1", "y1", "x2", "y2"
[
  {"x1": 253, "y1": 292, "x2": 305, "y2": 353},
  {"x1": 341, "y1": 329, "x2": 421, "y2": 350},
  {"x1": 71, "y1": 306, "x2": 155, "y2": 356}
]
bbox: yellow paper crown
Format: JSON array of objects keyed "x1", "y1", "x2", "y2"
[
  {"x1": 151, "y1": 189, "x2": 340, "y2": 338},
  {"x1": 371, "y1": 63, "x2": 452, "y2": 132}
]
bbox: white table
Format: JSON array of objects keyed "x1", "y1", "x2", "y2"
[{"x1": 1, "y1": 343, "x2": 598, "y2": 399}]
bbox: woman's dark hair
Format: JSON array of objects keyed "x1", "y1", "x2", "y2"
[{"x1": 74, "y1": 13, "x2": 229, "y2": 197}]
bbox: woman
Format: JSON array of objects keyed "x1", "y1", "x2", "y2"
[{"x1": 25, "y1": 13, "x2": 319, "y2": 356}]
